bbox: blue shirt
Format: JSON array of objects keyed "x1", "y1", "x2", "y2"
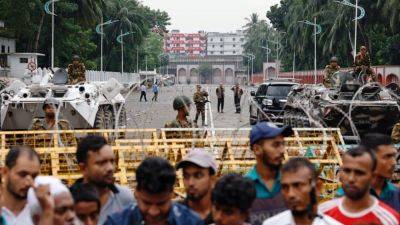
[
  {"x1": 246, "y1": 166, "x2": 281, "y2": 198},
  {"x1": 104, "y1": 202, "x2": 204, "y2": 225},
  {"x1": 152, "y1": 84, "x2": 159, "y2": 93},
  {"x1": 336, "y1": 180, "x2": 400, "y2": 211}
]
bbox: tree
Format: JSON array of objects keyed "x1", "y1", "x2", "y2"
[{"x1": 199, "y1": 64, "x2": 212, "y2": 84}]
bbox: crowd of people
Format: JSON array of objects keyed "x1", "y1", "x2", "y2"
[{"x1": 0, "y1": 122, "x2": 399, "y2": 225}]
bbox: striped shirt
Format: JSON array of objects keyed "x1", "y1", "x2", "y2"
[{"x1": 319, "y1": 197, "x2": 399, "y2": 225}]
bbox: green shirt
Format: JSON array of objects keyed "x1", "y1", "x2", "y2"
[{"x1": 246, "y1": 166, "x2": 281, "y2": 199}]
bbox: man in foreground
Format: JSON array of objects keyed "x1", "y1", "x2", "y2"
[
  {"x1": 263, "y1": 157, "x2": 341, "y2": 225},
  {"x1": 104, "y1": 157, "x2": 204, "y2": 225},
  {"x1": 319, "y1": 147, "x2": 399, "y2": 224},
  {"x1": 177, "y1": 149, "x2": 217, "y2": 224}
]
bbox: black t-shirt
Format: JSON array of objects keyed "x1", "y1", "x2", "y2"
[{"x1": 178, "y1": 199, "x2": 214, "y2": 225}]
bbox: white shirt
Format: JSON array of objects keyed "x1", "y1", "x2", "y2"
[
  {"x1": 262, "y1": 210, "x2": 343, "y2": 225},
  {"x1": 2, "y1": 205, "x2": 34, "y2": 225},
  {"x1": 141, "y1": 85, "x2": 146, "y2": 92}
]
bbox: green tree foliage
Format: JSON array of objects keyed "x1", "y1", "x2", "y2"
[
  {"x1": 0, "y1": 0, "x2": 170, "y2": 72},
  {"x1": 263, "y1": 0, "x2": 400, "y2": 72},
  {"x1": 199, "y1": 63, "x2": 212, "y2": 83}
]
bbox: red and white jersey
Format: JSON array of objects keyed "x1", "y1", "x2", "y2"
[{"x1": 319, "y1": 197, "x2": 399, "y2": 225}]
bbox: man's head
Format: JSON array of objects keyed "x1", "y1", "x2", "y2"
[
  {"x1": 70, "y1": 183, "x2": 100, "y2": 225},
  {"x1": 196, "y1": 85, "x2": 201, "y2": 91},
  {"x1": 330, "y1": 56, "x2": 338, "y2": 67},
  {"x1": 72, "y1": 55, "x2": 80, "y2": 65},
  {"x1": 360, "y1": 46, "x2": 367, "y2": 55},
  {"x1": 2, "y1": 146, "x2": 40, "y2": 200},
  {"x1": 42, "y1": 98, "x2": 59, "y2": 119},
  {"x1": 177, "y1": 149, "x2": 217, "y2": 202},
  {"x1": 219, "y1": 83, "x2": 223, "y2": 87},
  {"x1": 173, "y1": 95, "x2": 192, "y2": 116},
  {"x1": 212, "y1": 174, "x2": 256, "y2": 225},
  {"x1": 250, "y1": 122, "x2": 293, "y2": 170},
  {"x1": 235, "y1": 83, "x2": 239, "y2": 87},
  {"x1": 361, "y1": 133, "x2": 397, "y2": 179},
  {"x1": 76, "y1": 135, "x2": 115, "y2": 188},
  {"x1": 54, "y1": 191, "x2": 75, "y2": 225},
  {"x1": 340, "y1": 146, "x2": 376, "y2": 201},
  {"x1": 135, "y1": 157, "x2": 176, "y2": 224},
  {"x1": 281, "y1": 157, "x2": 318, "y2": 217}
]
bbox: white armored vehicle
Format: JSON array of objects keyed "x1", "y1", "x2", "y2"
[{"x1": 0, "y1": 69, "x2": 127, "y2": 130}]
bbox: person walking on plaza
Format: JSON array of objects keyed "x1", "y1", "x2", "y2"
[
  {"x1": 216, "y1": 83, "x2": 225, "y2": 113},
  {"x1": 246, "y1": 122, "x2": 293, "y2": 225},
  {"x1": 263, "y1": 157, "x2": 341, "y2": 225},
  {"x1": 72, "y1": 135, "x2": 135, "y2": 225},
  {"x1": 319, "y1": 147, "x2": 399, "y2": 224},
  {"x1": 152, "y1": 83, "x2": 159, "y2": 102},
  {"x1": 104, "y1": 157, "x2": 204, "y2": 225},
  {"x1": 193, "y1": 85, "x2": 209, "y2": 126},
  {"x1": 177, "y1": 149, "x2": 217, "y2": 224},
  {"x1": 231, "y1": 83, "x2": 243, "y2": 113},
  {"x1": 211, "y1": 174, "x2": 256, "y2": 225},
  {"x1": 140, "y1": 83, "x2": 147, "y2": 102}
]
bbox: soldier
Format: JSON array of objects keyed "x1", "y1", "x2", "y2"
[
  {"x1": 391, "y1": 122, "x2": 400, "y2": 144},
  {"x1": 67, "y1": 55, "x2": 86, "y2": 85},
  {"x1": 231, "y1": 83, "x2": 244, "y2": 113},
  {"x1": 323, "y1": 56, "x2": 341, "y2": 88},
  {"x1": 193, "y1": 85, "x2": 209, "y2": 126},
  {"x1": 28, "y1": 98, "x2": 73, "y2": 146},
  {"x1": 354, "y1": 46, "x2": 376, "y2": 82}
]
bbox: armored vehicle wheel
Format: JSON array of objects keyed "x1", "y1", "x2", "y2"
[
  {"x1": 117, "y1": 106, "x2": 127, "y2": 128},
  {"x1": 94, "y1": 106, "x2": 114, "y2": 129}
]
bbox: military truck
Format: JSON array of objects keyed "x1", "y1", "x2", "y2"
[
  {"x1": 0, "y1": 69, "x2": 127, "y2": 130},
  {"x1": 283, "y1": 71, "x2": 400, "y2": 141}
]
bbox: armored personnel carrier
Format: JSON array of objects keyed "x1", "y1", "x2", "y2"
[
  {"x1": 283, "y1": 71, "x2": 400, "y2": 140},
  {"x1": 0, "y1": 69, "x2": 127, "y2": 130}
]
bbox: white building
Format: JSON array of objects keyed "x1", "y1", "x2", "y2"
[
  {"x1": 207, "y1": 30, "x2": 246, "y2": 56},
  {"x1": 0, "y1": 37, "x2": 15, "y2": 54}
]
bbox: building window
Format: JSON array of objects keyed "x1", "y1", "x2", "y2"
[
  {"x1": 212, "y1": 45, "x2": 215, "y2": 48},
  {"x1": 220, "y1": 38, "x2": 223, "y2": 41},
  {"x1": 233, "y1": 38, "x2": 236, "y2": 41},
  {"x1": 1, "y1": 45, "x2": 4, "y2": 53},
  {"x1": 240, "y1": 38, "x2": 244, "y2": 42},
  {"x1": 220, "y1": 45, "x2": 223, "y2": 47},
  {"x1": 20, "y1": 58, "x2": 28, "y2": 63},
  {"x1": 233, "y1": 51, "x2": 236, "y2": 54},
  {"x1": 211, "y1": 38, "x2": 213, "y2": 41},
  {"x1": 7, "y1": 46, "x2": 10, "y2": 53},
  {"x1": 210, "y1": 51, "x2": 214, "y2": 54},
  {"x1": 233, "y1": 45, "x2": 236, "y2": 47},
  {"x1": 220, "y1": 51, "x2": 223, "y2": 54}
]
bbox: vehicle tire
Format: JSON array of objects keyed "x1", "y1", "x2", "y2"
[
  {"x1": 94, "y1": 106, "x2": 114, "y2": 129},
  {"x1": 117, "y1": 106, "x2": 127, "y2": 128}
]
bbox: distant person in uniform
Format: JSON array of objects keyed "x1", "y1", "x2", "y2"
[
  {"x1": 354, "y1": 46, "x2": 376, "y2": 82},
  {"x1": 231, "y1": 83, "x2": 244, "y2": 113},
  {"x1": 193, "y1": 85, "x2": 209, "y2": 126},
  {"x1": 323, "y1": 57, "x2": 340, "y2": 88},
  {"x1": 216, "y1": 83, "x2": 225, "y2": 113},
  {"x1": 67, "y1": 55, "x2": 86, "y2": 85}
]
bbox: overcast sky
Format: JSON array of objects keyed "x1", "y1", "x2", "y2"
[{"x1": 141, "y1": 0, "x2": 281, "y2": 33}]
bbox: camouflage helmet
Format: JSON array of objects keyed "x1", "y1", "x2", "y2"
[
  {"x1": 43, "y1": 97, "x2": 59, "y2": 110},
  {"x1": 173, "y1": 95, "x2": 192, "y2": 110},
  {"x1": 72, "y1": 55, "x2": 80, "y2": 61},
  {"x1": 330, "y1": 56, "x2": 338, "y2": 63}
]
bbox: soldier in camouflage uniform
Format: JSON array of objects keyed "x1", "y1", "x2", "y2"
[
  {"x1": 323, "y1": 57, "x2": 341, "y2": 88},
  {"x1": 28, "y1": 98, "x2": 74, "y2": 147},
  {"x1": 164, "y1": 95, "x2": 198, "y2": 139},
  {"x1": 193, "y1": 85, "x2": 209, "y2": 126},
  {"x1": 67, "y1": 55, "x2": 86, "y2": 85},
  {"x1": 354, "y1": 46, "x2": 376, "y2": 82},
  {"x1": 391, "y1": 122, "x2": 400, "y2": 144}
]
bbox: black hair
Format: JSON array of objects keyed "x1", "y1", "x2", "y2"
[
  {"x1": 5, "y1": 145, "x2": 40, "y2": 169},
  {"x1": 212, "y1": 173, "x2": 256, "y2": 213},
  {"x1": 361, "y1": 133, "x2": 392, "y2": 152},
  {"x1": 136, "y1": 157, "x2": 176, "y2": 194},
  {"x1": 281, "y1": 157, "x2": 317, "y2": 181},
  {"x1": 76, "y1": 135, "x2": 108, "y2": 164},
  {"x1": 70, "y1": 183, "x2": 100, "y2": 211},
  {"x1": 179, "y1": 161, "x2": 216, "y2": 176},
  {"x1": 344, "y1": 146, "x2": 377, "y2": 171}
]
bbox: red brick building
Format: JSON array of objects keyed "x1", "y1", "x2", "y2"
[{"x1": 163, "y1": 30, "x2": 206, "y2": 56}]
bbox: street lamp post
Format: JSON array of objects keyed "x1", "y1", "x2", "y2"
[
  {"x1": 44, "y1": 0, "x2": 59, "y2": 69},
  {"x1": 117, "y1": 31, "x2": 134, "y2": 76},
  {"x1": 260, "y1": 46, "x2": 271, "y2": 81},
  {"x1": 335, "y1": 0, "x2": 365, "y2": 60},
  {"x1": 266, "y1": 39, "x2": 281, "y2": 78},
  {"x1": 298, "y1": 19, "x2": 322, "y2": 84},
  {"x1": 96, "y1": 19, "x2": 119, "y2": 72}
]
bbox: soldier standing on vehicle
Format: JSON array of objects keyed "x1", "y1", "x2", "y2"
[
  {"x1": 216, "y1": 83, "x2": 225, "y2": 113},
  {"x1": 231, "y1": 83, "x2": 244, "y2": 113},
  {"x1": 354, "y1": 46, "x2": 376, "y2": 82},
  {"x1": 193, "y1": 85, "x2": 209, "y2": 126},
  {"x1": 67, "y1": 55, "x2": 86, "y2": 85},
  {"x1": 323, "y1": 57, "x2": 341, "y2": 88}
]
